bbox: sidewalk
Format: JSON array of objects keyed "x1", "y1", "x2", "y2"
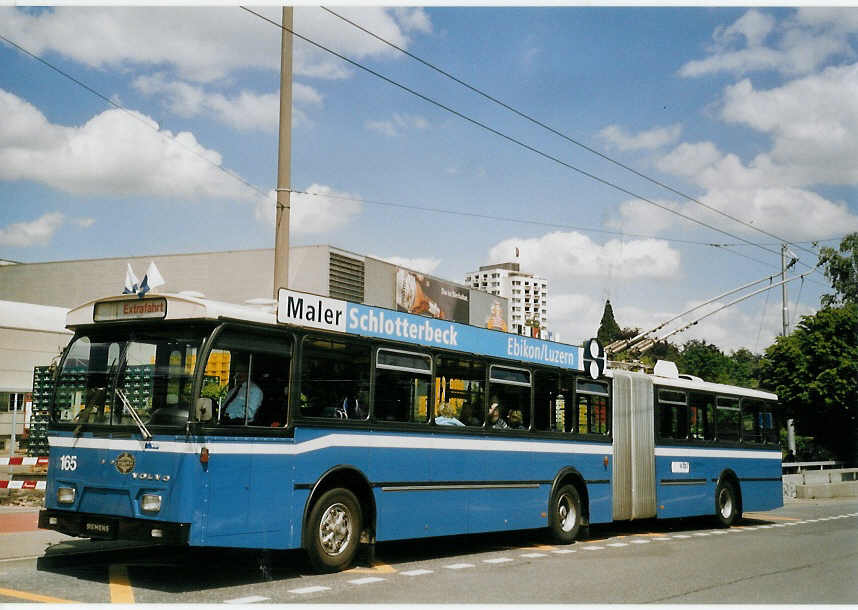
[{"x1": 0, "y1": 507, "x2": 71, "y2": 561}]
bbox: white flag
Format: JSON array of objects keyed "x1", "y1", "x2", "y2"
[
  {"x1": 142, "y1": 261, "x2": 166, "y2": 292},
  {"x1": 123, "y1": 264, "x2": 139, "y2": 294}
]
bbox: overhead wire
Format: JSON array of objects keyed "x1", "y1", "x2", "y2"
[
  {"x1": 241, "y1": 7, "x2": 821, "y2": 272},
  {"x1": 0, "y1": 32, "x2": 835, "y2": 275},
  {"x1": 320, "y1": 6, "x2": 822, "y2": 261}
]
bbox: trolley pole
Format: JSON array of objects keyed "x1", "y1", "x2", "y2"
[{"x1": 273, "y1": 6, "x2": 294, "y2": 299}]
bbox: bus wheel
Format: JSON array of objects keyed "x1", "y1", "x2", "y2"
[
  {"x1": 549, "y1": 484, "x2": 582, "y2": 544},
  {"x1": 715, "y1": 480, "x2": 739, "y2": 527},
  {"x1": 307, "y1": 488, "x2": 363, "y2": 573}
]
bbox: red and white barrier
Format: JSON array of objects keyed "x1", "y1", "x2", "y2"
[
  {"x1": 0, "y1": 480, "x2": 46, "y2": 490},
  {"x1": 0, "y1": 457, "x2": 49, "y2": 466}
]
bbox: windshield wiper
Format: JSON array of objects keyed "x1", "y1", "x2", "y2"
[{"x1": 115, "y1": 388, "x2": 152, "y2": 441}]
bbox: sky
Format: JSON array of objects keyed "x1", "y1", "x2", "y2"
[{"x1": 1, "y1": 6, "x2": 857, "y2": 354}]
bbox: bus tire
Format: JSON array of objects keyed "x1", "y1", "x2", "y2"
[
  {"x1": 714, "y1": 480, "x2": 739, "y2": 527},
  {"x1": 306, "y1": 487, "x2": 363, "y2": 573},
  {"x1": 549, "y1": 484, "x2": 582, "y2": 544}
]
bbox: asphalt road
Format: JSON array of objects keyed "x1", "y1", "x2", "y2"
[{"x1": 0, "y1": 497, "x2": 856, "y2": 604}]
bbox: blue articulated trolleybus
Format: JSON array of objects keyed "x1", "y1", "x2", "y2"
[{"x1": 39, "y1": 289, "x2": 783, "y2": 572}]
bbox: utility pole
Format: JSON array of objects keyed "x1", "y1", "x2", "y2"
[
  {"x1": 781, "y1": 243, "x2": 789, "y2": 338},
  {"x1": 781, "y1": 243, "x2": 797, "y2": 455},
  {"x1": 273, "y1": 6, "x2": 294, "y2": 298}
]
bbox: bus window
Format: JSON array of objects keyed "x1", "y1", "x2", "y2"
[
  {"x1": 375, "y1": 349, "x2": 432, "y2": 423},
  {"x1": 742, "y1": 399, "x2": 778, "y2": 444},
  {"x1": 489, "y1": 366, "x2": 531, "y2": 430},
  {"x1": 688, "y1": 392, "x2": 715, "y2": 440},
  {"x1": 434, "y1": 356, "x2": 485, "y2": 427},
  {"x1": 716, "y1": 396, "x2": 740, "y2": 441},
  {"x1": 209, "y1": 330, "x2": 292, "y2": 426},
  {"x1": 577, "y1": 378, "x2": 610, "y2": 435},
  {"x1": 533, "y1": 369, "x2": 561, "y2": 432},
  {"x1": 299, "y1": 336, "x2": 370, "y2": 420},
  {"x1": 658, "y1": 389, "x2": 688, "y2": 440}
]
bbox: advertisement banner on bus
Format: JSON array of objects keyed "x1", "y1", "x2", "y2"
[{"x1": 278, "y1": 289, "x2": 582, "y2": 371}]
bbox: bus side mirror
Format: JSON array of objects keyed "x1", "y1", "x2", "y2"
[{"x1": 195, "y1": 398, "x2": 213, "y2": 422}]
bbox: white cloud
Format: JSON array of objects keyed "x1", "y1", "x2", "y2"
[
  {"x1": 548, "y1": 293, "x2": 602, "y2": 344},
  {"x1": 0, "y1": 212, "x2": 65, "y2": 247},
  {"x1": 254, "y1": 183, "x2": 362, "y2": 235},
  {"x1": 598, "y1": 124, "x2": 682, "y2": 152},
  {"x1": 133, "y1": 74, "x2": 323, "y2": 132},
  {"x1": 606, "y1": 199, "x2": 682, "y2": 235},
  {"x1": 0, "y1": 89, "x2": 254, "y2": 201},
  {"x1": 679, "y1": 8, "x2": 855, "y2": 78},
  {"x1": 366, "y1": 113, "x2": 430, "y2": 137},
  {"x1": 0, "y1": 7, "x2": 432, "y2": 83},
  {"x1": 487, "y1": 232, "x2": 681, "y2": 280},
  {"x1": 721, "y1": 64, "x2": 858, "y2": 186},
  {"x1": 372, "y1": 256, "x2": 441, "y2": 275}
]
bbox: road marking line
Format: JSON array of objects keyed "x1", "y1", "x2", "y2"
[
  {"x1": 109, "y1": 564, "x2": 134, "y2": 604},
  {"x1": 582, "y1": 546, "x2": 604, "y2": 551},
  {"x1": 346, "y1": 561, "x2": 397, "y2": 574},
  {"x1": 607, "y1": 543, "x2": 628, "y2": 548},
  {"x1": 288, "y1": 586, "x2": 331, "y2": 595},
  {"x1": 672, "y1": 535, "x2": 691, "y2": 539},
  {"x1": 224, "y1": 596, "x2": 270, "y2": 604},
  {"x1": 758, "y1": 525, "x2": 774, "y2": 529},
  {"x1": 0, "y1": 587, "x2": 76, "y2": 604},
  {"x1": 744, "y1": 513, "x2": 799, "y2": 521},
  {"x1": 401, "y1": 569, "x2": 434, "y2": 576},
  {"x1": 551, "y1": 549, "x2": 576, "y2": 554},
  {"x1": 520, "y1": 553, "x2": 547, "y2": 558},
  {"x1": 483, "y1": 557, "x2": 513, "y2": 564},
  {"x1": 772, "y1": 524, "x2": 786, "y2": 527},
  {"x1": 654, "y1": 537, "x2": 672, "y2": 541},
  {"x1": 693, "y1": 533, "x2": 711, "y2": 537},
  {"x1": 348, "y1": 577, "x2": 386, "y2": 585},
  {"x1": 710, "y1": 531, "x2": 728, "y2": 535},
  {"x1": 445, "y1": 563, "x2": 475, "y2": 569},
  {"x1": 631, "y1": 539, "x2": 651, "y2": 544}
]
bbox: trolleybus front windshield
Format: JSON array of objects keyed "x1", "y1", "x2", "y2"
[{"x1": 53, "y1": 328, "x2": 208, "y2": 428}]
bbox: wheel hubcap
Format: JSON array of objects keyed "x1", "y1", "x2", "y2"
[
  {"x1": 558, "y1": 493, "x2": 577, "y2": 532},
  {"x1": 319, "y1": 502, "x2": 352, "y2": 556},
  {"x1": 719, "y1": 488, "x2": 733, "y2": 519}
]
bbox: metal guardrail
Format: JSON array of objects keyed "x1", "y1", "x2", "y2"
[{"x1": 782, "y1": 461, "x2": 843, "y2": 472}]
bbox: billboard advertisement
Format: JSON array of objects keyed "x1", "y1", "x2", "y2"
[
  {"x1": 394, "y1": 267, "x2": 470, "y2": 324},
  {"x1": 469, "y1": 289, "x2": 508, "y2": 332}
]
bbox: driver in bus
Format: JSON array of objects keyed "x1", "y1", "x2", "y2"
[{"x1": 222, "y1": 358, "x2": 263, "y2": 424}]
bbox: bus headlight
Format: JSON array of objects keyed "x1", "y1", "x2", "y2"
[
  {"x1": 141, "y1": 494, "x2": 162, "y2": 513},
  {"x1": 57, "y1": 487, "x2": 76, "y2": 504}
]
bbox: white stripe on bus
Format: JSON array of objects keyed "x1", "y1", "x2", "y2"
[
  {"x1": 48, "y1": 433, "x2": 613, "y2": 457},
  {"x1": 654, "y1": 446, "x2": 782, "y2": 460}
]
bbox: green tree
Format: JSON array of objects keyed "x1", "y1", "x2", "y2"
[
  {"x1": 597, "y1": 299, "x2": 622, "y2": 345},
  {"x1": 758, "y1": 304, "x2": 858, "y2": 464},
  {"x1": 818, "y1": 232, "x2": 858, "y2": 307},
  {"x1": 679, "y1": 339, "x2": 732, "y2": 384},
  {"x1": 727, "y1": 348, "x2": 762, "y2": 388}
]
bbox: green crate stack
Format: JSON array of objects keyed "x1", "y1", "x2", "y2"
[
  {"x1": 123, "y1": 365, "x2": 154, "y2": 413},
  {"x1": 28, "y1": 366, "x2": 54, "y2": 457}
]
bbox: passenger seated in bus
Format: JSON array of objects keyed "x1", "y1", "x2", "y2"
[
  {"x1": 458, "y1": 400, "x2": 482, "y2": 426},
  {"x1": 508, "y1": 409, "x2": 525, "y2": 429},
  {"x1": 488, "y1": 400, "x2": 508, "y2": 429},
  {"x1": 222, "y1": 358, "x2": 263, "y2": 424}
]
